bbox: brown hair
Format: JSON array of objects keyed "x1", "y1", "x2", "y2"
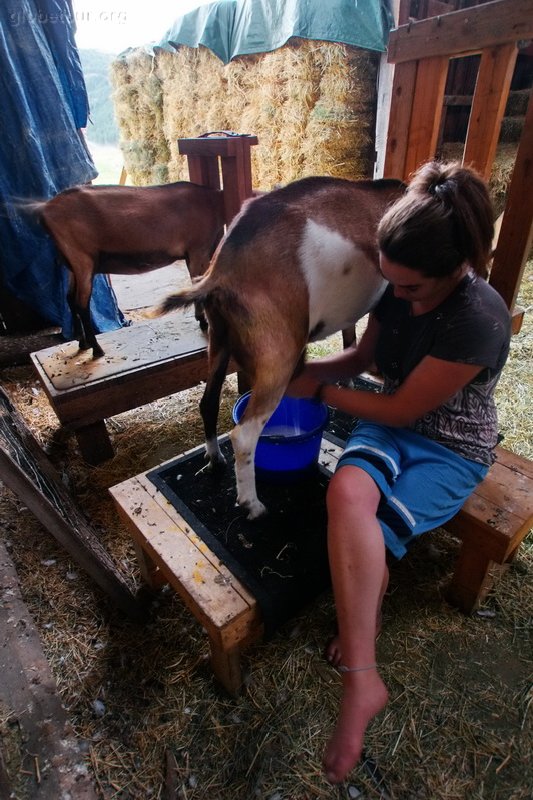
[{"x1": 377, "y1": 161, "x2": 494, "y2": 277}]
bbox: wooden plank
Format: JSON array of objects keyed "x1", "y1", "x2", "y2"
[
  {"x1": 36, "y1": 350, "x2": 211, "y2": 431},
  {"x1": 109, "y1": 477, "x2": 257, "y2": 632},
  {"x1": 0, "y1": 388, "x2": 140, "y2": 618},
  {"x1": 404, "y1": 55, "x2": 449, "y2": 180},
  {"x1": 463, "y1": 43, "x2": 518, "y2": 178},
  {"x1": 490, "y1": 88, "x2": 533, "y2": 309},
  {"x1": 388, "y1": 0, "x2": 533, "y2": 65},
  {"x1": 444, "y1": 498, "x2": 527, "y2": 560},
  {"x1": 220, "y1": 154, "x2": 247, "y2": 223},
  {"x1": 445, "y1": 545, "x2": 499, "y2": 613},
  {"x1": 0, "y1": 540, "x2": 98, "y2": 798},
  {"x1": 184, "y1": 154, "x2": 221, "y2": 189},
  {"x1": 494, "y1": 446, "x2": 533, "y2": 480},
  {"x1": 31, "y1": 311, "x2": 207, "y2": 393},
  {"x1": 383, "y1": 60, "x2": 418, "y2": 179},
  {"x1": 178, "y1": 135, "x2": 258, "y2": 159},
  {"x1": 473, "y1": 464, "x2": 533, "y2": 524}
]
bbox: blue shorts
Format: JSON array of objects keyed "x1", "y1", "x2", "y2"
[{"x1": 336, "y1": 421, "x2": 489, "y2": 559}]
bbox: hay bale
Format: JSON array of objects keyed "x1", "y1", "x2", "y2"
[
  {"x1": 440, "y1": 142, "x2": 518, "y2": 217},
  {"x1": 111, "y1": 50, "x2": 169, "y2": 185},
  {"x1": 110, "y1": 38, "x2": 378, "y2": 190},
  {"x1": 499, "y1": 115, "x2": 525, "y2": 144},
  {"x1": 504, "y1": 88, "x2": 530, "y2": 117}
]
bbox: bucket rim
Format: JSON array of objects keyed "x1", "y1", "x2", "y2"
[{"x1": 232, "y1": 392, "x2": 329, "y2": 444}]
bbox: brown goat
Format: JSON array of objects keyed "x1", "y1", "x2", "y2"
[
  {"x1": 33, "y1": 181, "x2": 225, "y2": 357},
  {"x1": 159, "y1": 175, "x2": 405, "y2": 518}
]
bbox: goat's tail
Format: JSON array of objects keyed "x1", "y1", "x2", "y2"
[{"x1": 156, "y1": 278, "x2": 212, "y2": 316}]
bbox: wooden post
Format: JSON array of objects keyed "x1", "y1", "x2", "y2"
[
  {"x1": 490, "y1": 89, "x2": 533, "y2": 311},
  {"x1": 463, "y1": 42, "x2": 518, "y2": 178},
  {"x1": 178, "y1": 133, "x2": 258, "y2": 225}
]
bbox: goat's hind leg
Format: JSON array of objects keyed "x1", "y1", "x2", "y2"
[{"x1": 199, "y1": 334, "x2": 230, "y2": 472}]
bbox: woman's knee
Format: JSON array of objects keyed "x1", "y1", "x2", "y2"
[{"x1": 327, "y1": 466, "x2": 381, "y2": 517}]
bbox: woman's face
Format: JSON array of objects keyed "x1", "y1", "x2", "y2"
[{"x1": 379, "y1": 253, "x2": 464, "y2": 307}]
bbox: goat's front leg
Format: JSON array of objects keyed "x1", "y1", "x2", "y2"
[
  {"x1": 231, "y1": 415, "x2": 269, "y2": 519},
  {"x1": 230, "y1": 379, "x2": 289, "y2": 519}
]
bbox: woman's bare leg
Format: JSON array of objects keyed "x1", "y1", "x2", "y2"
[
  {"x1": 325, "y1": 563, "x2": 388, "y2": 667},
  {"x1": 322, "y1": 465, "x2": 389, "y2": 784}
]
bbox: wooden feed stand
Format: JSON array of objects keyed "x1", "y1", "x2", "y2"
[{"x1": 30, "y1": 133, "x2": 257, "y2": 465}]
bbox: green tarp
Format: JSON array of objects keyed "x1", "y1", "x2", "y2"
[{"x1": 152, "y1": 0, "x2": 392, "y2": 63}]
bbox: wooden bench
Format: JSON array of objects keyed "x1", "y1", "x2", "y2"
[
  {"x1": 30, "y1": 309, "x2": 217, "y2": 466},
  {"x1": 109, "y1": 436, "x2": 532, "y2": 695},
  {"x1": 442, "y1": 445, "x2": 533, "y2": 613}
]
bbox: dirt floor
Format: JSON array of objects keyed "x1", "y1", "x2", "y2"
[{"x1": 0, "y1": 262, "x2": 531, "y2": 799}]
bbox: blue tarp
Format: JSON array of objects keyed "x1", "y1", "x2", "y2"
[
  {"x1": 154, "y1": 0, "x2": 392, "y2": 64},
  {"x1": 0, "y1": 0, "x2": 125, "y2": 337}
]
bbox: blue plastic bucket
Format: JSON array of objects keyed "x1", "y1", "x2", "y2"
[{"x1": 232, "y1": 393, "x2": 329, "y2": 483}]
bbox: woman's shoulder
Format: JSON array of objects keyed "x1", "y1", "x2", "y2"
[{"x1": 450, "y1": 274, "x2": 511, "y2": 324}]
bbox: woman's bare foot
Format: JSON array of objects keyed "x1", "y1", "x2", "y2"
[{"x1": 323, "y1": 669, "x2": 388, "y2": 784}]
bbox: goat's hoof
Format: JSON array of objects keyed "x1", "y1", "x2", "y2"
[
  {"x1": 92, "y1": 348, "x2": 105, "y2": 359},
  {"x1": 208, "y1": 453, "x2": 227, "y2": 471},
  {"x1": 242, "y1": 499, "x2": 267, "y2": 520},
  {"x1": 195, "y1": 455, "x2": 226, "y2": 477}
]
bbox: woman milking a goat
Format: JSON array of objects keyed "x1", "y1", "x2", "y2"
[{"x1": 287, "y1": 161, "x2": 511, "y2": 784}]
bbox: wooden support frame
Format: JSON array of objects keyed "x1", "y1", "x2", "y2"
[
  {"x1": 178, "y1": 133, "x2": 258, "y2": 225},
  {"x1": 383, "y1": 0, "x2": 533, "y2": 323}
]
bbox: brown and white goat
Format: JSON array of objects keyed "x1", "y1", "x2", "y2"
[
  {"x1": 160, "y1": 176, "x2": 405, "y2": 518},
  {"x1": 33, "y1": 181, "x2": 225, "y2": 357}
]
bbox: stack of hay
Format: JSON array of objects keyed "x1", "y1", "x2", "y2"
[{"x1": 110, "y1": 38, "x2": 379, "y2": 189}]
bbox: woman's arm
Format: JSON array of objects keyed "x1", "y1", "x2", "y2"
[
  {"x1": 298, "y1": 314, "x2": 381, "y2": 384},
  {"x1": 290, "y1": 354, "x2": 484, "y2": 428}
]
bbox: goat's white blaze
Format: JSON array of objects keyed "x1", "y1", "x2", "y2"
[{"x1": 299, "y1": 218, "x2": 386, "y2": 340}]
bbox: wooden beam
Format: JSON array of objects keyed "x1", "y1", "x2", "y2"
[
  {"x1": 383, "y1": 60, "x2": 418, "y2": 178},
  {"x1": 403, "y1": 55, "x2": 449, "y2": 180},
  {"x1": 388, "y1": 0, "x2": 533, "y2": 65},
  {"x1": 0, "y1": 387, "x2": 141, "y2": 618},
  {"x1": 463, "y1": 43, "x2": 518, "y2": 178},
  {"x1": 490, "y1": 89, "x2": 533, "y2": 309}
]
